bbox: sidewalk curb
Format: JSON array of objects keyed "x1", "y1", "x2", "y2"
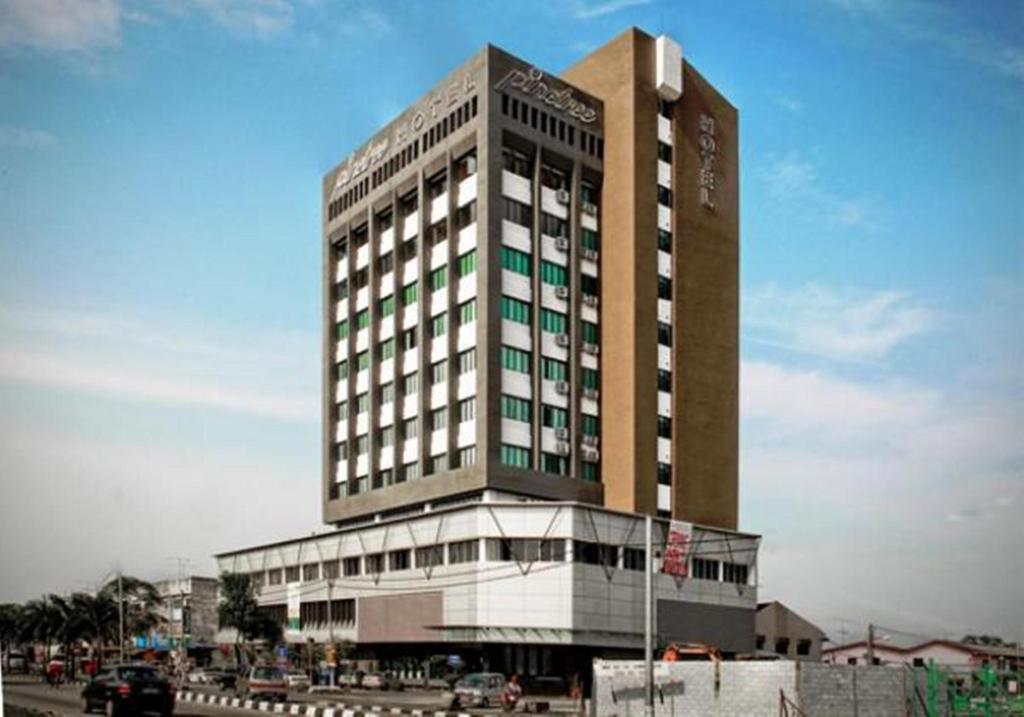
[{"x1": 174, "y1": 691, "x2": 475, "y2": 717}]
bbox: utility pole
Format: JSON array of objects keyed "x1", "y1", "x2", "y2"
[
  {"x1": 118, "y1": 572, "x2": 125, "y2": 664},
  {"x1": 327, "y1": 579, "x2": 337, "y2": 688},
  {"x1": 644, "y1": 514, "x2": 654, "y2": 716},
  {"x1": 866, "y1": 623, "x2": 875, "y2": 665}
]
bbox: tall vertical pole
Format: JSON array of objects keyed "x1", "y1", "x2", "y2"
[
  {"x1": 866, "y1": 623, "x2": 875, "y2": 665},
  {"x1": 644, "y1": 514, "x2": 654, "y2": 715},
  {"x1": 118, "y1": 572, "x2": 125, "y2": 664},
  {"x1": 327, "y1": 579, "x2": 334, "y2": 688}
]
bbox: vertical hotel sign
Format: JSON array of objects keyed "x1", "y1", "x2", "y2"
[
  {"x1": 661, "y1": 520, "x2": 694, "y2": 577},
  {"x1": 698, "y1": 113, "x2": 717, "y2": 211},
  {"x1": 286, "y1": 583, "x2": 301, "y2": 634}
]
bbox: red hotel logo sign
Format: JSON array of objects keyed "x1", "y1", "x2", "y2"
[{"x1": 660, "y1": 520, "x2": 694, "y2": 577}]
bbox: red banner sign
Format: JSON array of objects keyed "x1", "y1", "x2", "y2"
[{"x1": 660, "y1": 521, "x2": 694, "y2": 577}]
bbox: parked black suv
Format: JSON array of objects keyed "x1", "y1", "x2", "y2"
[{"x1": 81, "y1": 663, "x2": 175, "y2": 716}]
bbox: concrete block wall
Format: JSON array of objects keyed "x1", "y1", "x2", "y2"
[
  {"x1": 592, "y1": 660, "x2": 914, "y2": 717},
  {"x1": 797, "y1": 663, "x2": 910, "y2": 717}
]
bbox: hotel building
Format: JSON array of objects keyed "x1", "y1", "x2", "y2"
[{"x1": 217, "y1": 28, "x2": 756, "y2": 676}]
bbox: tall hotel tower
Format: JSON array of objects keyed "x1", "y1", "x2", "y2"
[{"x1": 219, "y1": 28, "x2": 756, "y2": 674}]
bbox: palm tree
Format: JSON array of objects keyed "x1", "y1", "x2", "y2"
[
  {"x1": 19, "y1": 597, "x2": 61, "y2": 663},
  {"x1": 97, "y1": 575, "x2": 164, "y2": 658},
  {"x1": 0, "y1": 603, "x2": 24, "y2": 670},
  {"x1": 49, "y1": 594, "x2": 87, "y2": 680},
  {"x1": 72, "y1": 592, "x2": 119, "y2": 668}
]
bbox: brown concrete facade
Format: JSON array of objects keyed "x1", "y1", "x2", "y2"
[
  {"x1": 321, "y1": 46, "x2": 606, "y2": 525},
  {"x1": 564, "y1": 28, "x2": 739, "y2": 529}
]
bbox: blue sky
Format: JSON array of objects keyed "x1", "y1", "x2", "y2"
[{"x1": 0, "y1": 0, "x2": 1021, "y2": 643}]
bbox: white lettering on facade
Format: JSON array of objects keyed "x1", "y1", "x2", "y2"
[
  {"x1": 698, "y1": 113, "x2": 717, "y2": 211},
  {"x1": 333, "y1": 73, "x2": 478, "y2": 194},
  {"x1": 494, "y1": 66, "x2": 598, "y2": 124}
]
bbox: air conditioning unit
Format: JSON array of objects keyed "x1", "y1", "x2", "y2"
[
  {"x1": 556, "y1": 188, "x2": 571, "y2": 205},
  {"x1": 555, "y1": 285, "x2": 570, "y2": 300},
  {"x1": 555, "y1": 381, "x2": 570, "y2": 395},
  {"x1": 582, "y1": 342, "x2": 600, "y2": 355},
  {"x1": 556, "y1": 441, "x2": 571, "y2": 456},
  {"x1": 582, "y1": 294, "x2": 598, "y2": 307},
  {"x1": 582, "y1": 435, "x2": 599, "y2": 447},
  {"x1": 582, "y1": 248, "x2": 599, "y2": 262},
  {"x1": 582, "y1": 448, "x2": 600, "y2": 462},
  {"x1": 554, "y1": 427, "x2": 570, "y2": 441},
  {"x1": 555, "y1": 236, "x2": 570, "y2": 252},
  {"x1": 555, "y1": 333, "x2": 571, "y2": 347},
  {"x1": 582, "y1": 387, "x2": 599, "y2": 400},
  {"x1": 582, "y1": 201, "x2": 598, "y2": 216}
]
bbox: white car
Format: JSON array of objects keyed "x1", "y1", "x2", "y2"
[
  {"x1": 450, "y1": 673, "x2": 506, "y2": 708},
  {"x1": 284, "y1": 671, "x2": 310, "y2": 690},
  {"x1": 186, "y1": 669, "x2": 209, "y2": 684}
]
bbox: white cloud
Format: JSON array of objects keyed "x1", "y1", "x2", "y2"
[
  {"x1": 571, "y1": 0, "x2": 651, "y2": 20},
  {"x1": 0, "y1": 304, "x2": 318, "y2": 422},
  {"x1": 0, "y1": 419, "x2": 318, "y2": 602},
  {"x1": 744, "y1": 283, "x2": 937, "y2": 363},
  {"x1": 741, "y1": 358, "x2": 1024, "y2": 639},
  {"x1": 0, "y1": 124, "x2": 56, "y2": 150},
  {"x1": 0, "y1": 0, "x2": 121, "y2": 53},
  {"x1": 743, "y1": 360, "x2": 936, "y2": 433},
  {"x1": 186, "y1": 0, "x2": 295, "y2": 37},
  {"x1": 825, "y1": 0, "x2": 1024, "y2": 81},
  {"x1": 771, "y1": 94, "x2": 804, "y2": 114},
  {"x1": 758, "y1": 152, "x2": 883, "y2": 233},
  {"x1": 0, "y1": 347, "x2": 316, "y2": 422}
]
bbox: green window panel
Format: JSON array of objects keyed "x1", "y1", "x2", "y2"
[
  {"x1": 581, "y1": 461, "x2": 599, "y2": 482},
  {"x1": 581, "y1": 228, "x2": 600, "y2": 252},
  {"x1": 500, "y1": 444, "x2": 532, "y2": 468},
  {"x1": 356, "y1": 309, "x2": 370, "y2": 330},
  {"x1": 582, "y1": 321, "x2": 599, "y2": 345},
  {"x1": 500, "y1": 394, "x2": 532, "y2": 422},
  {"x1": 541, "y1": 405, "x2": 568, "y2": 429},
  {"x1": 336, "y1": 320, "x2": 349, "y2": 340},
  {"x1": 431, "y1": 314, "x2": 447, "y2": 338},
  {"x1": 402, "y1": 282, "x2": 418, "y2": 305},
  {"x1": 540, "y1": 260, "x2": 568, "y2": 287},
  {"x1": 500, "y1": 345, "x2": 532, "y2": 374},
  {"x1": 336, "y1": 361, "x2": 348, "y2": 380},
  {"x1": 582, "y1": 368, "x2": 599, "y2": 390},
  {"x1": 379, "y1": 295, "x2": 395, "y2": 317},
  {"x1": 501, "y1": 247, "x2": 532, "y2": 277},
  {"x1": 356, "y1": 351, "x2": 370, "y2": 372},
  {"x1": 500, "y1": 295, "x2": 532, "y2": 324},
  {"x1": 459, "y1": 299, "x2": 477, "y2": 324},
  {"x1": 429, "y1": 266, "x2": 448, "y2": 292},
  {"x1": 542, "y1": 358, "x2": 567, "y2": 382},
  {"x1": 540, "y1": 309, "x2": 567, "y2": 334},
  {"x1": 457, "y1": 250, "x2": 477, "y2": 277},
  {"x1": 582, "y1": 414, "x2": 600, "y2": 437},
  {"x1": 379, "y1": 339, "x2": 395, "y2": 361},
  {"x1": 542, "y1": 453, "x2": 568, "y2": 475}
]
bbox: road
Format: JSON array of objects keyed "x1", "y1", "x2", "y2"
[{"x1": 3, "y1": 679, "x2": 252, "y2": 716}]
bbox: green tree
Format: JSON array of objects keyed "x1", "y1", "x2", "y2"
[
  {"x1": 217, "y1": 573, "x2": 281, "y2": 663},
  {"x1": 98, "y1": 575, "x2": 164, "y2": 657},
  {"x1": 19, "y1": 597, "x2": 61, "y2": 662},
  {"x1": 962, "y1": 634, "x2": 1018, "y2": 648},
  {"x1": 72, "y1": 592, "x2": 119, "y2": 668},
  {"x1": 49, "y1": 595, "x2": 88, "y2": 679},
  {"x1": 0, "y1": 603, "x2": 24, "y2": 669}
]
